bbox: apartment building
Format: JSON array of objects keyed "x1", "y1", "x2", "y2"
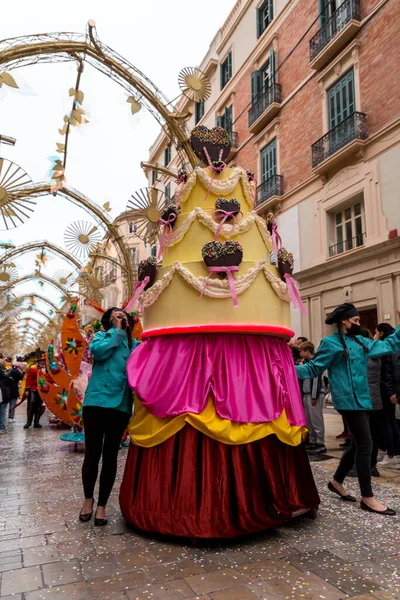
[{"x1": 145, "y1": 0, "x2": 400, "y2": 343}]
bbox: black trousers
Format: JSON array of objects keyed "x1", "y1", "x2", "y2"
[
  {"x1": 334, "y1": 410, "x2": 373, "y2": 498},
  {"x1": 369, "y1": 409, "x2": 384, "y2": 468},
  {"x1": 26, "y1": 391, "x2": 42, "y2": 426},
  {"x1": 82, "y1": 406, "x2": 130, "y2": 507}
]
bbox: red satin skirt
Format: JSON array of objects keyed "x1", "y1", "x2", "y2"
[{"x1": 119, "y1": 426, "x2": 320, "y2": 539}]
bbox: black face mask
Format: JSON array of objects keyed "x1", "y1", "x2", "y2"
[{"x1": 348, "y1": 323, "x2": 361, "y2": 336}]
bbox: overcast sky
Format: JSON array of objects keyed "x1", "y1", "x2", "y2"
[{"x1": 0, "y1": 0, "x2": 234, "y2": 344}]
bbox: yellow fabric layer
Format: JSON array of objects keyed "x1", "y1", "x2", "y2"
[{"x1": 128, "y1": 397, "x2": 306, "y2": 448}]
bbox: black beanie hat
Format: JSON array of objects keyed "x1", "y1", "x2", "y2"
[
  {"x1": 325, "y1": 303, "x2": 360, "y2": 325},
  {"x1": 101, "y1": 307, "x2": 134, "y2": 331}
]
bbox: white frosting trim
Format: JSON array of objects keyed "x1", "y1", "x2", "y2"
[{"x1": 136, "y1": 259, "x2": 289, "y2": 310}]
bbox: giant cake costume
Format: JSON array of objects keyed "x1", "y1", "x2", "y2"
[{"x1": 119, "y1": 127, "x2": 319, "y2": 538}]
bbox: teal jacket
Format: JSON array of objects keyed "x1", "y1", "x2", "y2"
[
  {"x1": 83, "y1": 328, "x2": 139, "y2": 414},
  {"x1": 296, "y1": 327, "x2": 400, "y2": 411}
]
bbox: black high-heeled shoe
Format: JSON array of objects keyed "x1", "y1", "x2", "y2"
[
  {"x1": 327, "y1": 481, "x2": 357, "y2": 502},
  {"x1": 360, "y1": 500, "x2": 396, "y2": 516},
  {"x1": 79, "y1": 499, "x2": 94, "y2": 522},
  {"x1": 94, "y1": 509, "x2": 108, "y2": 527}
]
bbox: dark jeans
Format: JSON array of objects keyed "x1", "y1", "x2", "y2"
[
  {"x1": 26, "y1": 392, "x2": 42, "y2": 426},
  {"x1": 369, "y1": 409, "x2": 384, "y2": 468},
  {"x1": 334, "y1": 410, "x2": 373, "y2": 498},
  {"x1": 82, "y1": 406, "x2": 130, "y2": 507},
  {"x1": 382, "y1": 405, "x2": 400, "y2": 456}
]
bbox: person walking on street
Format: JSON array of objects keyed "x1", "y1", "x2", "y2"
[
  {"x1": 23, "y1": 355, "x2": 46, "y2": 429},
  {"x1": 377, "y1": 323, "x2": 400, "y2": 469},
  {"x1": 8, "y1": 362, "x2": 25, "y2": 422},
  {"x1": 79, "y1": 308, "x2": 139, "y2": 527},
  {"x1": 296, "y1": 303, "x2": 400, "y2": 516},
  {"x1": 298, "y1": 341, "x2": 326, "y2": 455},
  {"x1": 0, "y1": 358, "x2": 13, "y2": 434}
]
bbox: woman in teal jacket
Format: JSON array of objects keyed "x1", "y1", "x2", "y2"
[
  {"x1": 79, "y1": 307, "x2": 139, "y2": 526},
  {"x1": 297, "y1": 303, "x2": 400, "y2": 516}
]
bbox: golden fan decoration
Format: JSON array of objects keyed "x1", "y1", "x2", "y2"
[
  {"x1": 0, "y1": 158, "x2": 35, "y2": 230},
  {"x1": 126, "y1": 187, "x2": 166, "y2": 246},
  {"x1": 53, "y1": 269, "x2": 74, "y2": 286},
  {"x1": 64, "y1": 221, "x2": 102, "y2": 258},
  {"x1": 178, "y1": 67, "x2": 212, "y2": 102},
  {"x1": 0, "y1": 263, "x2": 18, "y2": 286}
]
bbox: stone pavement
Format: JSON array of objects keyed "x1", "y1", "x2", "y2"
[{"x1": 0, "y1": 408, "x2": 399, "y2": 600}]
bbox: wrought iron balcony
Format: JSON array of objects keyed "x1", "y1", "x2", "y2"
[
  {"x1": 255, "y1": 174, "x2": 283, "y2": 208},
  {"x1": 228, "y1": 130, "x2": 238, "y2": 149},
  {"x1": 309, "y1": 0, "x2": 361, "y2": 69},
  {"x1": 248, "y1": 84, "x2": 281, "y2": 132},
  {"x1": 312, "y1": 112, "x2": 367, "y2": 170},
  {"x1": 329, "y1": 232, "x2": 365, "y2": 257}
]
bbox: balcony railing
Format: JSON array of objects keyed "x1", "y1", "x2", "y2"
[
  {"x1": 309, "y1": 0, "x2": 361, "y2": 62},
  {"x1": 328, "y1": 232, "x2": 365, "y2": 257},
  {"x1": 255, "y1": 174, "x2": 283, "y2": 207},
  {"x1": 312, "y1": 112, "x2": 367, "y2": 168},
  {"x1": 248, "y1": 84, "x2": 282, "y2": 127}
]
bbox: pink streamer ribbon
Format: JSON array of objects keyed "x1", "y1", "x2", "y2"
[
  {"x1": 199, "y1": 266, "x2": 239, "y2": 308},
  {"x1": 213, "y1": 210, "x2": 240, "y2": 241},
  {"x1": 124, "y1": 276, "x2": 150, "y2": 312},
  {"x1": 272, "y1": 222, "x2": 282, "y2": 263},
  {"x1": 284, "y1": 273, "x2": 307, "y2": 316},
  {"x1": 157, "y1": 213, "x2": 176, "y2": 259},
  {"x1": 202, "y1": 147, "x2": 225, "y2": 202}
]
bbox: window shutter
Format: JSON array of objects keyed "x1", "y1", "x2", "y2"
[
  {"x1": 225, "y1": 105, "x2": 233, "y2": 135},
  {"x1": 216, "y1": 115, "x2": 224, "y2": 128},
  {"x1": 319, "y1": 0, "x2": 328, "y2": 26},
  {"x1": 227, "y1": 52, "x2": 232, "y2": 80},
  {"x1": 256, "y1": 7, "x2": 263, "y2": 37},
  {"x1": 251, "y1": 70, "x2": 261, "y2": 104},
  {"x1": 220, "y1": 63, "x2": 225, "y2": 90},
  {"x1": 269, "y1": 49, "x2": 276, "y2": 84},
  {"x1": 268, "y1": 0, "x2": 274, "y2": 23}
]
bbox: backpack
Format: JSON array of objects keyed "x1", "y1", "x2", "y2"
[{"x1": 0, "y1": 377, "x2": 13, "y2": 404}]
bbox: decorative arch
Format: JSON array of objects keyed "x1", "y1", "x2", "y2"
[
  {"x1": 8, "y1": 183, "x2": 134, "y2": 296},
  {"x1": 4, "y1": 273, "x2": 72, "y2": 300},
  {"x1": 0, "y1": 25, "x2": 198, "y2": 167},
  {"x1": 10, "y1": 293, "x2": 60, "y2": 313},
  {"x1": 0, "y1": 240, "x2": 81, "y2": 269}
]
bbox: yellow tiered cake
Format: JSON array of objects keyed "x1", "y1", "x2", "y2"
[{"x1": 139, "y1": 166, "x2": 292, "y2": 338}]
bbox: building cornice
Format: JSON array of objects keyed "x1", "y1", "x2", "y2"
[{"x1": 295, "y1": 237, "x2": 400, "y2": 281}]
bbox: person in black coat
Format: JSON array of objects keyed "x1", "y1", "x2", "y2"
[{"x1": 7, "y1": 363, "x2": 25, "y2": 421}]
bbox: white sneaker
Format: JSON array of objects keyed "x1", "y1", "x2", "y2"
[{"x1": 380, "y1": 456, "x2": 400, "y2": 469}]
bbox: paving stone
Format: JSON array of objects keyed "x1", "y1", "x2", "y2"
[
  {"x1": 209, "y1": 586, "x2": 258, "y2": 599},
  {"x1": 185, "y1": 568, "x2": 248, "y2": 595},
  {"x1": 0, "y1": 595, "x2": 23, "y2": 600},
  {"x1": 42, "y1": 559, "x2": 84, "y2": 586},
  {"x1": 25, "y1": 580, "x2": 93, "y2": 599},
  {"x1": 115, "y1": 547, "x2": 158, "y2": 570},
  {"x1": 0, "y1": 565, "x2": 43, "y2": 595},
  {"x1": 20, "y1": 522, "x2": 68, "y2": 537},
  {"x1": 0, "y1": 535, "x2": 46, "y2": 553},
  {"x1": 126, "y1": 578, "x2": 197, "y2": 600},
  {"x1": 237, "y1": 558, "x2": 300, "y2": 581},
  {"x1": 147, "y1": 558, "x2": 207, "y2": 583},
  {"x1": 88, "y1": 569, "x2": 150, "y2": 596},
  {"x1": 23, "y1": 544, "x2": 61, "y2": 567},
  {"x1": 82, "y1": 553, "x2": 122, "y2": 579}
]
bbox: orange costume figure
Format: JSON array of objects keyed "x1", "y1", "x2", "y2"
[{"x1": 23, "y1": 356, "x2": 46, "y2": 429}]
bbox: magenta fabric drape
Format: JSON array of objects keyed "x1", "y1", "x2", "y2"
[{"x1": 127, "y1": 334, "x2": 306, "y2": 426}]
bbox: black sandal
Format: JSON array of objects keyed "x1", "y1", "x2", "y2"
[
  {"x1": 328, "y1": 481, "x2": 357, "y2": 502},
  {"x1": 79, "y1": 498, "x2": 94, "y2": 522},
  {"x1": 94, "y1": 509, "x2": 108, "y2": 527}
]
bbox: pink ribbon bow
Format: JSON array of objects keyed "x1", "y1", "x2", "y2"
[
  {"x1": 124, "y1": 276, "x2": 150, "y2": 312},
  {"x1": 202, "y1": 148, "x2": 226, "y2": 202},
  {"x1": 272, "y1": 222, "x2": 282, "y2": 263},
  {"x1": 284, "y1": 273, "x2": 307, "y2": 316},
  {"x1": 213, "y1": 210, "x2": 241, "y2": 241},
  {"x1": 199, "y1": 266, "x2": 239, "y2": 308},
  {"x1": 157, "y1": 213, "x2": 177, "y2": 259}
]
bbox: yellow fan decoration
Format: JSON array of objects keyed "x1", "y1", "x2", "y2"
[
  {"x1": 178, "y1": 67, "x2": 211, "y2": 102},
  {"x1": 0, "y1": 158, "x2": 35, "y2": 230},
  {"x1": 0, "y1": 263, "x2": 18, "y2": 286},
  {"x1": 126, "y1": 187, "x2": 166, "y2": 246},
  {"x1": 64, "y1": 221, "x2": 102, "y2": 258}
]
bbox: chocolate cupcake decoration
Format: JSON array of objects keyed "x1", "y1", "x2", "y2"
[
  {"x1": 138, "y1": 257, "x2": 158, "y2": 290},
  {"x1": 277, "y1": 248, "x2": 294, "y2": 280},
  {"x1": 214, "y1": 198, "x2": 241, "y2": 222},
  {"x1": 246, "y1": 170, "x2": 255, "y2": 182},
  {"x1": 176, "y1": 168, "x2": 188, "y2": 184},
  {"x1": 190, "y1": 126, "x2": 231, "y2": 166},
  {"x1": 160, "y1": 203, "x2": 181, "y2": 230},
  {"x1": 202, "y1": 240, "x2": 243, "y2": 279}
]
